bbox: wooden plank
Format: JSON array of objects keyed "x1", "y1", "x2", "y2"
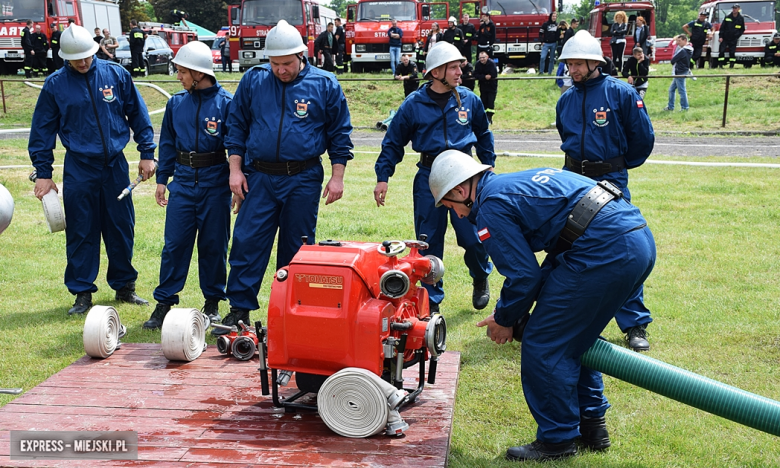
[{"x1": 0, "y1": 344, "x2": 460, "y2": 467}]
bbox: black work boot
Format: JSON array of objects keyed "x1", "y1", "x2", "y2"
[
  {"x1": 506, "y1": 440, "x2": 577, "y2": 462},
  {"x1": 115, "y1": 281, "x2": 149, "y2": 306},
  {"x1": 579, "y1": 416, "x2": 611, "y2": 451},
  {"x1": 625, "y1": 325, "x2": 650, "y2": 352},
  {"x1": 202, "y1": 299, "x2": 221, "y2": 323},
  {"x1": 429, "y1": 301, "x2": 440, "y2": 315},
  {"x1": 143, "y1": 303, "x2": 171, "y2": 330},
  {"x1": 68, "y1": 292, "x2": 92, "y2": 315},
  {"x1": 472, "y1": 278, "x2": 490, "y2": 310},
  {"x1": 211, "y1": 307, "x2": 249, "y2": 336}
]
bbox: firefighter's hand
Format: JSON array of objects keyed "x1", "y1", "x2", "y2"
[
  {"x1": 231, "y1": 193, "x2": 242, "y2": 214},
  {"x1": 30, "y1": 50, "x2": 35, "y2": 55},
  {"x1": 155, "y1": 184, "x2": 167, "y2": 207},
  {"x1": 138, "y1": 159, "x2": 156, "y2": 181},
  {"x1": 719, "y1": 38, "x2": 723, "y2": 43},
  {"x1": 477, "y1": 313, "x2": 514, "y2": 345},
  {"x1": 229, "y1": 169, "x2": 248, "y2": 202},
  {"x1": 34, "y1": 178, "x2": 57, "y2": 200},
  {"x1": 374, "y1": 181, "x2": 388, "y2": 207},
  {"x1": 322, "y1": 163, "x2": 345, "y2": 205},
  {"x1": 627, "y1": 76, "x2": 634, "y2": 85}
]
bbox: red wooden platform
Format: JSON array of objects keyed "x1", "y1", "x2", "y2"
[{"x1": 0, "y1": 343, "x2": 460, "y2": 467}]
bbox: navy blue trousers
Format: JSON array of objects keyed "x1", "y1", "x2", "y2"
[
  {"x1": 412, "y1": 168, "x2": 492, "y2": 305},
  {"x1": 153, "y1": 183, "x2": 231, "y2": 305},
  {"x1": 227, "y1": 165, "x2": 323, "y2": 311},
  {"x1": 522, "y1": 225, "x2": 656, "y2": 443},
  {"x1": 62, "y1": 154, "x2": 137, "y2": 294}
]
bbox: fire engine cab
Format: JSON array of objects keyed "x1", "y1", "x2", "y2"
[{"x1": 700, "y1": 0, "x2": 777, "y2": 67}]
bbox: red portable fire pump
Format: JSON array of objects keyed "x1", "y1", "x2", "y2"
[{"x1": 251, "y1": 237, "x2": 447, "y2": 437}]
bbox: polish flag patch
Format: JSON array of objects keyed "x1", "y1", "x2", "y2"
[
  {"x1": 478, "y1": 227, "x2": 491, "y2": 241},
  {"x1": 636, "y1": 100, "x2": 644, "y2": 108}
]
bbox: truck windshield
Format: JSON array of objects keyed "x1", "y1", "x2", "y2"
[
  {"x1": 0, "y1": 0, "x2": 45, "y2": 22},
  {"x1": 241, "y1": 0, "x2": 304, "y2": 26},
  {"x1": 357, "y1": 1, "x2": 417, "y2": 22},
  {"x1": 486, "y1": 0, "x2": 553, "y2": 15},
  {"x1": 713, "y1": 2, "x2": 775, "y2": 24}
]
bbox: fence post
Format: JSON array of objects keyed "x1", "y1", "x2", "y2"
[
  {"x1": 1, "y1": 80, "x2": 5, "y2": 114},
  {"x1": 721, "y1": 75, "x2": 730, "y2": 128}
]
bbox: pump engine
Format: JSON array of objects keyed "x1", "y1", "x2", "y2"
[{"x1": 258, "y1": 238, "x2": 446, "y2": 437}]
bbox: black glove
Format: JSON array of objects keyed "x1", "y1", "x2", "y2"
[{"x1": 513, "y1": 313, "x2": 530, "y2": 342}]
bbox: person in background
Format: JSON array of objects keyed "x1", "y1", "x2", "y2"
[
  {"x1": 333, "y1": 18, "x2": 346, "y2": 74},
  {"x1": 634, "y1": 16, "x2": 649, "y2": 56},
  {"x1": 314, "y1": 22, "x2": 335, "y2": 72},
  {"x1": 99, "y1": 28, "x2": 118, "y2": 62},
  {"x1": 556, "y1": 20, "x2": 568, "y2": 59},
  {"x1": 622, "y1": 47, "x2": 649, "y2": 98},
  {"x1": 50, "y1": 24, "x2": 63, "y2": 70},
  {"x1": 128, "y1": 19, "x2": 146, "y2": 77},
  {"x1": 477, "y1": 13, "x2": 495, "y2": 59},
  {"x1": 93, "y1": 27, "x2": 102, "y2": 44},
  {"x1": 388, "y1": 18, "x2": 403, "y2": 75},
  {"x1": 21, "y1": 20, "x2": 34, "y2": 78},
  {"x1": 763, "y1": 33, "x2": 780, "y2": 67},
  {"x1": 29, "y1": 25, "x2": 157, "y2": 316},
  {"x1": 442, "y1": 16, "x2": 464, "y2": 46},
  {"x1": 609, "y1": 11, "x2": 628, "y2": 71},
  {"x1": 143, "y1": 42, "x2": 233, "y2": 330},
  {"x1": 474, "y1": 50, "x2": 498, "y2": 123},
  {"x1": 458, "y1": 13, "x2": 476, "y2": 63},
  {"x1": 665, "y1": 34, "x2": 691, "y2": 111},
  {"x1": 394, "y1": 54, "x2": 419, "y2": 97},
  {"x1": 562, "y1": 18, "x2": 578, "y2": 47},
  {"x1": 717, "y1": 4, "x2": 744, "y2": 68},
  {"x1": 539, "y1": 11, "x2": 558, "y2": 75},
  {"x1": 424, "y1": 22, "x2": 443, "y2": 58},
  {"x1": 220, "y1": 36, "x2": 232, "y2": 73},
  {"x1": 682, "y1": 12, "x2": 711, "y2": 69},
  {"x1": 30, "y1": 24, "x2": 49, "y2": 76},
  {"x1": 460, "y1": 59, "x2": 475, "y2": 91},
  {"x1": 555, "y1": 60, "x2": 572, "y2": 94}
]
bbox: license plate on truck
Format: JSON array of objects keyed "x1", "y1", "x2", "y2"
[{"x1": 375, "y1": 54, "x2": 390, "y2": 60}]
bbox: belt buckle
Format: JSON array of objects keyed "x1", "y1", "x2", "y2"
[
  {"x1": 286, "y1": 161, "x2": 295, "y2": 176},
  {"x1": 187, "y1": 151, "x2": 196, "y2": 168}
]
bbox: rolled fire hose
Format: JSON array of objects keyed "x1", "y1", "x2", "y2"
[
  {"x1": 318, "y1": 367, "x2": 408, "y2": 438},
  {"x1": 160, "y1": 308, "x2": 208, "y2": 362},
  {"x1": 83, "y1": 306, "x2": 125, "y2": 359},
  {"x1": 582, "y1": 339, "x2": 780, "y2": 436},
  {"x1": 41, "y1": 190, "x2": 65, "y2": 233}
]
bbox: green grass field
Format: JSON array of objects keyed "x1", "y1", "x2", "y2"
[{"x1": 1, "y1": 129, "x2": 780, "y2": 466}]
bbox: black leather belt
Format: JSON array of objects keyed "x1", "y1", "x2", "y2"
[
  {"x1": 565, "y1": 154, "x2": 626, "y2": 178},
  {"x1": 176, "y1": 150, "x2": 226, "y2": 168},
  {"x1": 556, "y1": 180, "x2": 623, "y2": 250},
  {"x1": 251, "y1": 157, "x2": 320, "y2": 176},
  {"x1": 420, "y1": 153, "x2": 437, "y2": 168}
]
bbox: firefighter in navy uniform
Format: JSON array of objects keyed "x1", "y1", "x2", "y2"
[
  {"x1": 763, "y1": 33, "x2": 780, "y2": 67},
  {"x1": 428, "y1": 150, "x2": 656, "y2": 462},
  {"x1": 28, "y1": 25, "x2": 157, "y2": 316},
  {"x1": 717, "y1": 4, "x2": 745, "y2": 68},
  {"x1": 477, "y1": 13, "x2": 495, "y2": 59},
  {"x1": 50, "y1": 24, "x2": 63, "y2": 71},
  {"x1": 143, "y1": 42, "x2": 233, "y2": 330},
  {"x1": 555, "y1": 31, "x2": 656, "y2": 352},
  {"x1": 683, "y1": 11, "x2": 712, "y2": 69},
  {"x1": 30, "y1": 24, "x2": 49, "y2": 76},
  {"x1": 21, "y1": 20, "x2": 34, "y2": 78},
  {"x1": 374, "y1": 42, "x2": 494, "y2": 314},
  {"x1": 128, "y1": 19, "x2": 146, "y2": 77}
]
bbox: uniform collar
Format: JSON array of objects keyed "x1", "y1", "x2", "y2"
[
  {"x1": 65, "y1": 56, "x2": 98, "y2": 77},
  {"x1": 468, "y1": 171, "x2": 493, "y2": 224},
  {"x1": 572, "y1": 69, "x2": 607, "y2": 90}
]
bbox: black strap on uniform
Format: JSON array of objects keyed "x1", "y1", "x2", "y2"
[
  {"x1": 556, "y1": 180, "x2": 623, "y2": 250},
  {"x1": 251, "y1": 156, "x2": 320, "y2": 176},
  {"x1": 420, "y1": 152, "x2": 437, "y2": 168},
  {"x1": 565, "y1": 154, "x2": 626, "y2": 178},
  {"x1": 176, "y1": 150, "x2": 227, "y2": 168}
]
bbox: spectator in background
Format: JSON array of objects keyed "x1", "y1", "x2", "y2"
[
  {"x1": 458, "y1": 13, "x2": 476, "y2": 63},
  {"x1": 622, "y1": 47, "x2": 649, "y2": 98},
  {"x1": 30, "y1": 24, "x2": 49, "y2": 76},
  {"x1": 717, "y1": 4, "x2": 744, "y2": 68},
  {"x1": 314, "y1": 22, "x2": 335, "y2": 72},
  {"x1": 683, "y1": 12, "x2": 711, "y2": 69},
  {"x1": 334, "y1": 18, "x2": 346, "y2": 74},
  {"x1": 477, "y1": 13, "x2": 495, "y2": 59},
  {"x1": 442, "y1": 16, "x2": 464, "y2": 46},
  {"x1": 665, "y1": 34, "x2": 691, "y2": 111},
  {"x1": 539, "y1": 11, "x2": 558, "y2": 75},
  {"x1": 555, "y1": 60, "x2": 572, "y2": 94},
  {"x1": 634, "y1": 16, "x2": 649, "y2": 56},
  {"x1": 474, "y1": 50, "x2": 498, "y2": 123},
  {"x1": 556, "y1": 20, "x2": 568, "y2": 59},
  {"x1": 424, "y1": 22, "x2": 443, "y2": 64},
  {"x1": 609, "y1": 11, "x2": 628, "y2": 71},
  {"x1": 50, "y1": 24, "x2": 63, "y2": 70},
  {"x1": 460, "y1": 59, "x2": 475, "y2": 91},
  {"x1": 763, "y1": 33, "x2": 780, "y2": 67},
  {"x1": 394, "y1": 54, "x2": 419, "y2": 97},
  {"x1": 93, "y1": 27, "x2": 102, "y2": 44},
  {"x1": 388, "y1": 18, "x2": 403, "y2": 75},
  {"x1": 562, "y1": 18, "x2": 578, "y2": 47},
  {"x1": 99, "y1": 28, "x2": 118, "y2": 61},
  {"x1": 220, "y1": 36, "x2": 232, "y2": 72}
]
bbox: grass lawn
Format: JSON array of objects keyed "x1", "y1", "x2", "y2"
[
  {"x1": 1, "y1": 127, "x2": 780, "y2": 466},
  {"x1": 1, "y1": 63, "x2": 779, "y2": 132}
]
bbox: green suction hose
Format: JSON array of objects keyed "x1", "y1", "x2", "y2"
[{"x1": 581, "y1": 339, "x2": 780, "y2": 436}]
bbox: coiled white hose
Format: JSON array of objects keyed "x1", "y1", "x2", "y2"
[
  {"x1": 318, "y1": 367, "x2": 408, "y2": 438},
  {"x1": 161, "y1": 308, "x2": 208, "y2": 361},
  {"x1": 83, "y1": 306, "x2": 123, "y2": 358}
]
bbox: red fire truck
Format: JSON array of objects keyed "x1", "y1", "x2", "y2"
[
  {"x1": 227, "y1": 0, "x2": 336, "y2": 72},
  {"x1": 587, "y1": 0, "x2": 656, "y2": 63},
  {"x1": 700, "y1": 0, "x2": 776, "y2": 68},
  {"x1": 458, "y1": 0, "x2": 555, "y2": 68},
  {"x1": 0, "y1": 0, "x2": 120, "y2": 75},
  {"x1": 139, "y1": 21, "x2": 198, "y2": 56},
  {"x1": 345, "y1": 0, "x2": 449, "y2": 73}
]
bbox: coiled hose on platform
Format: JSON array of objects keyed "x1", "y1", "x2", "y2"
[
  {"x1": 83, "y1": 306, "x2": 126, "y2": 358},
  {"x1": 161, "y1": 308, "x2": 208, "y2": 362},
  {"x1": 582, "y1": 339, "x2": 780, "y2": 436}
]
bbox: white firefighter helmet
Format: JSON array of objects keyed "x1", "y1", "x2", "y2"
[
  {"x1": 558, "y1": 30, "x2": 606, "y2": 63},
  {"x1": 265, "y1": 20, "x2": 307, "y2": 57},
  {"x1": 448, "y1": 16, "x2": 457, "y2": 24},
  {"x1": 429, "y1": 150, "x2": 491, "y2": 207},
  {"x1": 423, "y1": 42, "x2": 465, "y2": 80},
  {"x1": 172, "y1": 41, "x2": 215, "y2": 78},
  {"x1": 58, "y1": 24, "x2": 100, "y2": 61},
  {"x1": 0, "y1": 183, "x2": 14, "y2": 235}
]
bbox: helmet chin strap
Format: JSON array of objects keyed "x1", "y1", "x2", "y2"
[
  {"x1": 434, "y1": 65, "x2": 463, "y2": 108},
  {"x1": 441, "y1": 176, "x2": 476, "y2": 208},
  {"x1": 582, "y1": 60, "x2": 599, "y2": 82}
]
